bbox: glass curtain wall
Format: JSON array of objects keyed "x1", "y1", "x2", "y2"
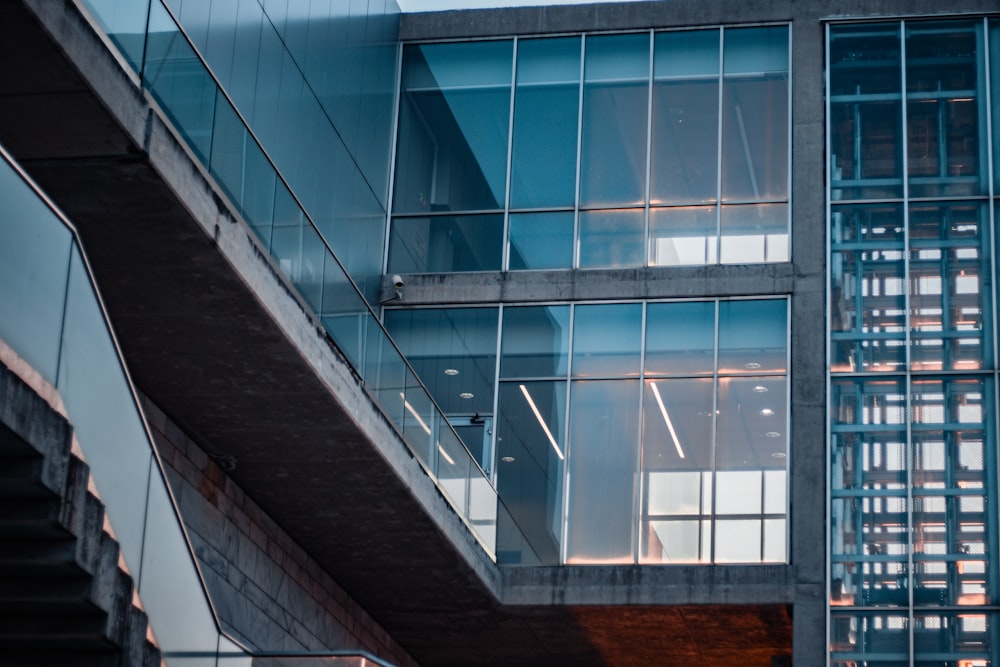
[
  {"x1": 828, "y1": 18, "x2": 1000, "y2": 667},
  {"x1": 389, "y1": 26, "x2": 790, "y2": 274},
  {"x1": 386, "y1": 298, "x2": 789, "y2": 565}
]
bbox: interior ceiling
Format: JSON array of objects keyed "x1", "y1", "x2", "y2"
[{"x1": 0, "y1": 3, "x2": 793, "y2": 665}]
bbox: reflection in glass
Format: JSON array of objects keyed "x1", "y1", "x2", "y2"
[
  {"x1": 644, "y1": 301, "x2": 716, "y2": 376},
  {"x1": 394, "y1": 41, "x2": 513, "y2": 214},
  {"x1": 578, "y1": 209, "x2": 645, "y2": 268},
  {"x1": 580, "y1": 33, "x2": 650, "y2": 207},
  {"x1": 510, "y1": 37, "x2": 581, "y2": 209},
  {"x1": 496, "y1": 381, "x2": 567, "y2": 564},
  {"x1": 571, "y1": 303, "x2": 642, "y2": 377},
  {"x1": 720, "y1": 203, "x2": 788, "y2": 264},
  {"x1": 651, "y1": 29, "x2": 719, "y2": 205},
  {"x1": 566, "y1": 380, "x2": 639, "y2": 563},
  {"x1": 649, "y1": 206, "x2": 717, "y2": 266},
  {"x1": 388, "y1": 214, "x2": 504, "y2": 273},
  {"x1": 718, "y1": 299, "x2": 788, "y2": 374},
  {"x1": 508, "y1": 212, "x2": 574, "y2": 270},
  {"x1": 500, "y1": 305, "x2": 571, "y2": 379}
]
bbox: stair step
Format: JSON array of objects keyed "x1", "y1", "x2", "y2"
[
  {"x1": 0, "y1": 573, "x2": 92, "y2": 602},
  {"x1": 0, "y1": 607, "x2": 112, "y2": 639}
]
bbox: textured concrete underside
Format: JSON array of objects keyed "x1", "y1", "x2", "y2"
[{"x1": 0, "y1": 1, "x2": 793, "y2": 665}]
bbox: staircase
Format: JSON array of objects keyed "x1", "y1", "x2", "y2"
[{"x1": 0, "y1": 365, "x2": 161, "y2": 667}]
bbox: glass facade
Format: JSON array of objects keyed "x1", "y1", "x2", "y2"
[
  {"x1": 828, "y1": 18, "x2": 1000, "y2": 666},
  {"x1": 385, "y1": 298, "x2": 789, "y2": 565},
  {"x1": 389, "y1": 26, "x2": 790, "y2": 273}
]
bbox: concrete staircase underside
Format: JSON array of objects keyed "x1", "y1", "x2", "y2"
[{"x1": 0, "y1": 361, "x2": 161, "y2": 667}]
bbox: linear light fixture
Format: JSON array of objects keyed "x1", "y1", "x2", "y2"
[
  {"x1": 400, "y1": 392, "x2": 431, "y2": 435},
  {"x1": 649, "y1": 382, "x2": 685, "y2": 459},
  {"x1": 437, "y1": 444, "x2": 456, "y2": 466},
  {"x1": 519, "y1": 384, "x2": 564, "y2": 460}
]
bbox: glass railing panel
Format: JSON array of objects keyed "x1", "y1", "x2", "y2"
[
  {"x1": 140, "y1": 464, "x2": 222, "y2": 665},
  {"x1": 0, "y1": 157, "x2": 73, "y2": 383},
  {"x1": 80, "y1": 0, "x2": 149, "y2": 73},
  {"x1": 57, "y1": 248, "x2": 154, "y2": 571},
  {"x1": 298, "y1": 224, "x2": 326, "y2": 313},
  {"x1": 144, "y1": 1, "x2": 217, "y2": 163}
]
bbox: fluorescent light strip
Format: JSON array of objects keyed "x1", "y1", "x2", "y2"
[
  {"x1": 519, "y1": 384, "x2": 564, "y2": 460},
  {"x1": 436, "y1": 444, "x2": 456, "y2": 466},
  {"x1": 399, "y1": 392, "x2": 431, "y2": 435},
  {"x1": 649, "y1": 382, "x2": 685, "y2": 459}
]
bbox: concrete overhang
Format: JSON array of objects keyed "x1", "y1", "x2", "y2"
[{"x1": 0, "y1": 1, "x2": 793, "y2": 664}]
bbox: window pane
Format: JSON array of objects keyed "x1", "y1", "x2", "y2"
[
  {"x1": 716, "y1": 377, "x2": 788, "y2": 471},
  {"x1": 649, "y1": 206, "x2": 717, "y2": 266},
  {"x1": 508, "y1": 211, "x2": 574, "y2": 270},
  {"x1": 510, "y1": 37, "x2": 581, "y2": 208},
  {"x1": 578, "y1": 209, "x2": 645, "y2": 269},
  {"x1": 571, "y1": 303, "x2": 642, "y2": 377},
  {"x1": 721, "y1": 26, "x2": 788, "y2": 202},
  {"x1": 496, "y1": 381, "x2": 567, "y2": 564},
  {"x1": 720, "y1": 203, "x2": 788, "y2": 264},
  {"x1": 651, "y1": 30, "x2": 719, "y2": 205},
  {"x1": 393, "y1": 41, "x2": 512, "y2": 213},
  {"x1": 383, "y1": 308, "x2": 499, "y2": 416},
  {"x1": 388, "y1": 214, "x2": 504, "y2": 273},
  {"x1": 500, "y1": 305, "x2": 571, "y2": 378},
  {"x1": 580, "y1": 33, "x2": 650, "y2": 207},
  {"x1": 644, "y1": 301, "x2": 715, "y2": 376},
  {"x1": 566, "y1": 380, "x2": 639, "y2": 563},
  {"x1": 717, "y1": 299, "x2": 787, "y2": 375},
  {"x1": 715, "y1": 519, "x2": 761, "y2": 563}
]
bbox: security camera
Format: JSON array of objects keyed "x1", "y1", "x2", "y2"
[{"x1": 392, "y1": 274, "x2": 404, "y2": 289}]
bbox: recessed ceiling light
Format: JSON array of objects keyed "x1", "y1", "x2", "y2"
[
  {"x1": 444, "y1": 368, "x2": 459, "y2": 376},
  {"x1": 501, "y1": 456, "x2": 516, "y2": 463},
  {"x1": 459, "y1": 392, "x2": 474, "y2": 399},
  {"x1": 753, "y1": 385, "x2": 768, "y2": 393},
  {"x1": 771, "y1": 452, "x2": 786, "y2": 459},
  {"x1": 745, "y1": 362, "x2": 762, "y2": 369},
  {"x1": 760, "y1": 408, "x2": 775, "y2": 416},
  {"x1": 766, "y1": 431, "x2": 782, "y2": 438},
  {"x1": 698, "y1": 410, "x2": 713, "y2": 417}
]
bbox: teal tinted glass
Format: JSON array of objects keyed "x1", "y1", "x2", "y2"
[
  {"x1": 578, "y1": 209, "x2": 645, "y2": 268},
  {"x1": 508, "y1": 212, "x2": 575, "y2": 270},
  {"x1": 645, "y1": 301, "x2": 716, "y2": 376},
  {"x1": 501, "y1": 305, "x2": 571, "y2": 378},
  {"x1": 388, "y1": 214, "x2": 504, "y2": 273},
  {"x1": 580, "y1": 33, "x2": 650, "y2": 207},
  {"x1": 394, "y1": 41, "x2": 513, "y2": 214},
  {"x1": 510, "y1": 37, "x2": 581, "y2": 209},
  {"x1": 718, "y1": 299, "x2": 787, "y2": 374},
  {"x1": 571, "y1": 303, "x2": 643, "y2": 377}
]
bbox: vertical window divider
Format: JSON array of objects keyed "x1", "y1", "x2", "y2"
[
  {"x1": 633, "y1": 302, "x2": 649, "y2": 564},
  {"x1": 491, "y1": 304, "x2": 505, "y2": 483},
  {"x1": 573, "y1": 36, "x2": 586, "y2": 269},
  {"x1": 380, "y1": 40, "x2": 404, "y2": 282},
  {"x1": 710, "y1": 299, "x2": 721, "y2": 563},
  {"x1": 784, "y1": 25, "x2": 793, "y2": 263},
  {"x1": 899, "y1": 21, "x2": 916, "y2": 667},
  {"x1": 502, "y1": 38, "x2": 518, "y2": 272},
  {"x1": 560, "y1": 303, "x2": 576, "y2": 564},
  {"x1": 643, "y1": 30, "x2": 654, "y2": 268},
  {"x1": 715, "y1": 29, "x2": 725, "y2": 266}
]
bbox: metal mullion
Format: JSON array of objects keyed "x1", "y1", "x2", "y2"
[
  {"x1": 381, "y1": 40, "x2": 404, "y2": 280},
  {"x1": 782, "y1": 25, "x2": 792, "y2": 263},
  {"x1": 560, "y1": 304, "x2": 577, "y2": 564},
  {"x1": 633, "y1": 302, "x2": 648, "y2": 564},
  {"x1": 899, "y1": 21, "x2": 915, "y2": 667},
  {"x1": 490, "y1": 304, "x2": 505, "y2": 484},
  {"x1": 502, "y1": 39, "x2": 517, "y2": 272},
  {"x1": 643, "y1": 30, "x2": 654, "y2": 267},
  {"x1": 710, "y1": 299, "x2": 721, "y2": 563},
  {"x1": 573, "y1": 36, "x2": 585, "y2": 269},
  {"x1": 715, "y1": 28, "x2": 725, "y2": 265}
]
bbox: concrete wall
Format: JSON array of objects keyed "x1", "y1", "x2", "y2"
[{"x1": 142, "y1": 396, "x2": 419, "y2": 667}]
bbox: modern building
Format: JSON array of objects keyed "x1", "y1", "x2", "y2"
[{"x1": 0, "y1": 0, "x2": 998, "y2": 665}]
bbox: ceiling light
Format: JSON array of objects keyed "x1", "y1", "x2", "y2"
[
  {"x1": 771, "y1": 452, "x2": 786, "y2": 459},
  {"x1": 519, "y1": 384, "x2": 564, "y2": 460},
  {"x1": 501, "y1": 456, "x2": 516, "y2": 463},
  {"x1": 745, "y1": 362, "x2": 762, "y2": 369},
  {"x1": 650, "y1": 382, "x2": 685, "y2": 459},
  {"x1": 766, "y1": 431, "x2": 782, "y2": 438},
  {"x1": 753, "y1": 385, "x2": 768, "y2": 393},
  {"x1": 459, "y1": 392, "x2": 474, "y2": 399},
  {"x1": 399, "y1": 393, "x2": 431, "y2": 435},
  {"x1": 444, "y1": 368, "x2": 459, "y2": 376},
  {"x1": 760, "y1": 408, "x2": 775, "y2": 416}
]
